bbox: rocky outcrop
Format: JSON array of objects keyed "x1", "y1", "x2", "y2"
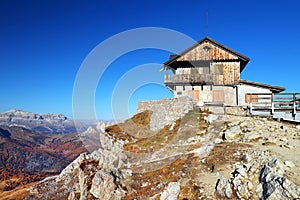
[
  {"x1": 25, "y1": 129, "x2": 131, "y2": 200},
  {"x1": 160, "y1": 182, "x2": 180, "y2": 200},
  {"x1": 89, "y1": 170, "x2": 116, "y2": 199},
  {"x1": 0, "y1": 109, "x2": 87, "y2": 134},
  {"x1": 136, "y1": 96, "x2": 194, "y2": 131},
  {"x1": 20, "y1": 106, "x2": 300, "y2": 200},
  {"x1": 215, "y1": 175, "x2": 233, "y2": 198},
  {"x1": 257, "y1": 159, "x2": 300, "y2": 200},
  {"x1": 216, "y1": 150, "x2": 300, "y2": 199}
]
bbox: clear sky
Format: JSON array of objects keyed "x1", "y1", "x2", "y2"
[{"x1": 1, "y1": 0, "x2": 300, "y2": 120}]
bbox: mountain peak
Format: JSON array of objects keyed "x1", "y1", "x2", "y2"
[
  {"x1": 0, "y1": 109, "x2": 68, "y2": 120},
  {"x1": 0, "y1": 109, "x2": 87, "y2": 134}
]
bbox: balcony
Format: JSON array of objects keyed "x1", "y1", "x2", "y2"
[{"x1": 164, "y1": 74, "x2": 225, "y2": 85}]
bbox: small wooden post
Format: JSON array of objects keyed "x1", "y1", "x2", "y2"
[
  {"x1": 293, "y1": 93, "x2": 296, "y2": 119},
  {"x1": 271, "y1": 93, "x2": 274, "y2": 115},
  {"x1": 249, "y1": 93, "x2": 253, "y2": 114}
]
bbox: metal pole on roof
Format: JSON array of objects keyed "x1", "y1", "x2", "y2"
[{"x1": 206, "y1": 10, "x2": 209, "y2": 37}]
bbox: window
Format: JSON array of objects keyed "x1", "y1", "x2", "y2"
[
  {"x1": 213, "y1": 90, "x2": 224, "y2": 102},
  {"x1": 198, "y1": 67, "x2": 209, "y2": 74},
  {"x1": 190, "y1": 68, "x2": 199, "y2": 74},
  {"x1": 245, "y1": 94, "x2": 258, "y2": 103},
  {"x1": 213, "y1": 64, "x2": 224, "y2": 75},
  {"x1": 203, "y1": 45, "x2": 211, "y2": 52}
]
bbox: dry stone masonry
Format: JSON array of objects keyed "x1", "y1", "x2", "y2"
[{"x1": 136, "y1": 96, "x2": 194, "y2": 131}]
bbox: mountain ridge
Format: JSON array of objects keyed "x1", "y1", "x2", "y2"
[{"x1": 0, "y1": 109, "x2": 87, "y2": 134}]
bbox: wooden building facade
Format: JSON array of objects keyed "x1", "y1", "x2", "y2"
[{"x1": 164, "y1": 37, "x2": 285, "y2": 107}]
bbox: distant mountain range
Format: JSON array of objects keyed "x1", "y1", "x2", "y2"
[
  {"x1": 0, "y1": 109, "x2": 88, "y2": 134},
  {"x1": 0, "y1": 109, "x2": 117, "y2": 194}
]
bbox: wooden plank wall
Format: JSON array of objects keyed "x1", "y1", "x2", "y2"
[
  {"x1": 178, "y1": 42, "x2": 238, "y2": 61},
  {"x1": 212, "y1": 62, "x2": 239, "y2": 85},
  {"x1": 174, "y1": 41, "x2": 241, "y2": 85},
  {"x1": 233, "y1": 62, "x2": 240, "y2": 84}
]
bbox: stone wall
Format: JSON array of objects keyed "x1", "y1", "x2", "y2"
[
  {"x1": 173, "y1": 85, "x2": 237, "y2": 106},
  {"x1": 136, "y1": 96, "x2": 194, "y2": 131}
]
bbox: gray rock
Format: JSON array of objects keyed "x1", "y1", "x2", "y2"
[
  {"x1": 247, "y1": 182, "x2": 253, "y2": 190},
  {"x1": 90, "y1": 170, "x2": 116, "y2": 199},
  {"x1": 216, "y1": 175, "x2": 233, "y2": 198},
  {"x1": 224, "y1": 125, "x2": 241, "y2": 140},
  {"x1": 160, "y1": 182, "x2": 180, "y2": 200},
  {"x1": 257, "y1": 159, "x2": 300, "y2": 200},
  {"x1": 235, "y1": 167, "x2": 247, "y2": 177},
  {"x1": 25, "y1": 131, "x2": 130, "y2": 200}
]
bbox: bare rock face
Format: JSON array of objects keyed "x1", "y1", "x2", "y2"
[
  {"x1": 90, "y1": 170, "x2": 117, "y2": 199},
  {"x1": 257, "y1": 159, "x2": 300, "y2": 200},
  {"x1": 25, "y1": 131, "x2": 130, "y2": 200},
  {"x1": 216, "y1": 150, "x2": 300, "y2": 200},
  {"x1": 215, "y1": 175, "x2": 233, "y2": 198},
  {"x1": 160, "y1": 182, "x2": 180, "y2": 200}
]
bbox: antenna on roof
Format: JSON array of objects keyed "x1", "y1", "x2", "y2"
[{"x1": 206, "y1": 9, "x2": 209, "y2": 36}]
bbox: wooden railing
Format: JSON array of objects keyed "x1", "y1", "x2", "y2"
[
  {"x1": 247, "y1": 93, "x2": 300, "y2": 116},
  {"x1": 164, "y1": 74, "x2": 227, "y2": 85}
]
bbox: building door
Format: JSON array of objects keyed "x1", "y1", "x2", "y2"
[
  {"x1": 213, "y1": 90, "x2": 224, "y2": 102},
  {"x1": 188, "y1": 90, "x2": 199, "y2": 102}
]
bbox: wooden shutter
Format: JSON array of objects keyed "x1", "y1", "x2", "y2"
[
  {"x1": 213, "y1": 90, "x2": 224, "y2": 102},
  {"x1": 188, "y1": 90, "x2": 199, "y2": 101},
  {"x1": 245, "y1": 94, "x2": 258, "y2": 103}
]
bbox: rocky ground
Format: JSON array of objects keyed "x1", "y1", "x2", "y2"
[{"x1": 14, "y1": 104, "x2": 300, "y2": 199}]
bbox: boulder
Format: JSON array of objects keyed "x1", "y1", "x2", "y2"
[
  {"x1": 216, "y1": 175, "x2": 233, "y2": 198},
  {"x1": 90, "y1": 170, "x2": 116, "y2": 199},
  {"x1": 224, "y1": 125, "x2": 241, "y2": 140},
  {"x1": 257, "y1": 159, "x2": 300, "y2": 200},
  {"x1": 160, "y1": 182, "x2": 180, "y2": 200}
]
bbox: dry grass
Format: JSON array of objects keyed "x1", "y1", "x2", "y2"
[
  {"x1": 105, "y1": 110, "x2": 154, "y2": 142},
  {"x1": 124, "y1": 119, "x2": 181, "y2": 153},
  {"x1": 124, "y1": 108, "x2": 211, "y2": 154},
  {"x1": 128, "y1": 110, "x2": 152, "y2": 126},
  {"x1": 105, "y1": 124, "x2": 133, "y2": 142},
  {"x1": 205, "y1": 142, "x2": 252, "y2": 172},
  {"x1": 124, "y1": 154, "x2": 199, "y2": 199},
  {"x1": 179, "y1": 180, "x2": 202, "y2": 200}
]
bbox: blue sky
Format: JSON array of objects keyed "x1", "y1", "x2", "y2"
[{"x1": 0, "y1": 0, "x2": 300, "y2": 120}]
